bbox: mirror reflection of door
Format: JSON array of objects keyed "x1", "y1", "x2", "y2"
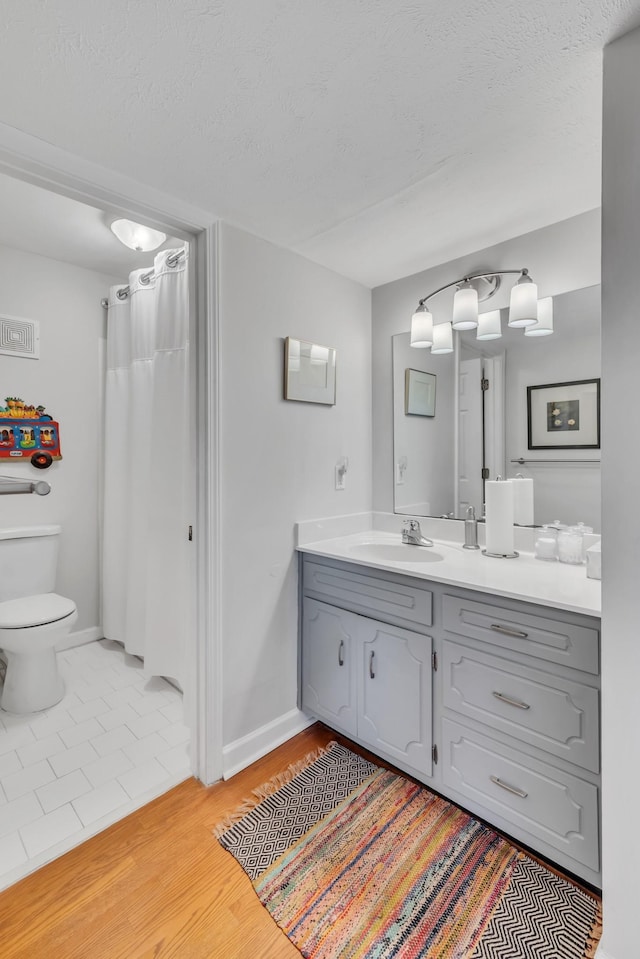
[
  {"x1": 457, "y1": 357, "x2": 483, "y2": 517},
  {"x1": 457, "y1": 353, "x2": 506, "y2": 518}
]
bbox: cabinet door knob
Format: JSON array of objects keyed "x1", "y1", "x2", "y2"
[
  {"x1": 369, "y1": 650, "x2": 376, "y2": 679},
  {"x1": 338, "y1": 639, "x2": 344, "y2": 667},
  {"x1": 490, "y1": 775, "x2": 528, "y2": 799},
  {"x1": 490, "y1": 623, "x2": 529, "y2": 640},
  {"x1": 492, "y1": 691, "x2": 530, "y2": 710}
]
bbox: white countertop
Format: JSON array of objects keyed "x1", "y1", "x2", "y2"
[{"x1": 297, "y1": 530, "x2": 601, "y2": 618}]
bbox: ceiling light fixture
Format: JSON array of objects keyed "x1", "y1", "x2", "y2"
[
  {"x1": 410, "y1": 268, "x2": 552, "y2": 349},
  {"x1": 109, "y1": 218, "x2": 167, "y2": 252}
]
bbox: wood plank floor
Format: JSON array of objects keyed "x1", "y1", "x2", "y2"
[
  {"x1": 0, "y1": 723, "x2": 598, "y2": 958},
  {"x1": 0, "y1": 724, "x2": 335, "y2": 959}
]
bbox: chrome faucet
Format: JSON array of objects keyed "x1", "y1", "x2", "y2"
[{"x1": 402, "y1": 519, "x2": 434, "y2": 547}]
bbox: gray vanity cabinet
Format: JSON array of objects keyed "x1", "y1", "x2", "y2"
[
  {"x1": 301, "y1": 559, "x2": 434, "y2": 781},
  {"x1": 299, "y1": 552, "x2": 602, "y2": 887},
  {"x1": 358, "y1": 619, "x2": 432, "y2": 774},
  {"x1": 301, "y1": 598, "x2": 358, "y2": 736}
]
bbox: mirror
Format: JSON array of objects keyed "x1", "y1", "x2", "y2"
[{"x1": 393, "y1": 284, "x2": 601, "y2": 531}]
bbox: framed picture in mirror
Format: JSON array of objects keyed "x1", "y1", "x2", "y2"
[
  {"x1": 527, "y1": 378, "x2": 600, "y2": 449},
  {"x1": 284, "y1": 336, "x2": 336, "y2": 405},
  {"x1": 405, "y1": 369, "x2": 436, "y2": 416}
]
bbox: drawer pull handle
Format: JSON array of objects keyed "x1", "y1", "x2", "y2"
[
  {"x1": 338, "y1": 640, "x2": 344, "y2": 667},
  {"x1": 369, "y1": 651, "x2": 376, "y2": 679},
  {"x1": 492, "y1": 691, "x2": 530, "y2": 710},
  {"x1": 490, "y1": 775, "x2": 528, "y2": 799},
  {"x1": 490, "y1": 623, "x2": 529, "y2": 640}
]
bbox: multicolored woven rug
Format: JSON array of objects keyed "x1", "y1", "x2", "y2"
[{"x1": 215, "y1": 742, "x2": 601, "y2": 959}]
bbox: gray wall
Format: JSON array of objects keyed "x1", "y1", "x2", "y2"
[
  {"x1": 600, "y1": 24, "x2": 640, "y2": 959},
  {"x1": 372, "y1": 210, "x2": 601, "y2": 516},
  {"x1": 219, "y1": 223, "x2": 372, "y2": 747},
  {"x1": 0, "y1": 243, "x2": 116, "y2": 634}
]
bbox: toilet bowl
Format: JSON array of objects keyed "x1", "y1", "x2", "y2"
[{"x1": 0, "y1": 526, "x2": 77, "y2": 714}]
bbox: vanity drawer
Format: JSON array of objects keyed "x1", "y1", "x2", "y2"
[
  {"x1": 442, "y1": 594, "x2": 599, "y2": 674},
  {"x1": 303, "y1": 559, "x2": 432, "y2": 629},
  {"x1": 442, "y1": 641, "x2": 600, "y2": 772},
  {"x1": 442, "y1": 718, "x2": 600, "y2": 872}
]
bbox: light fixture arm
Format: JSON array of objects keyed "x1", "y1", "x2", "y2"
[{"x1": 418, "y1": 269, "x2": 529, "y2": 307}]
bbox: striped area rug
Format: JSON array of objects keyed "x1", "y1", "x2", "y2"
[{"x1": 215, "y1": 742, "x2": 601, "y2": 959}]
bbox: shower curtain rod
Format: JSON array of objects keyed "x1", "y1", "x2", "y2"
[{"x1": 100, "y1": 247, "x2": 185, "y2": 309}]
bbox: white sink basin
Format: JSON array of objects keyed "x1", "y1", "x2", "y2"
[{"x1": 345, "y1": 543, "x2": 444, "y2": 564}]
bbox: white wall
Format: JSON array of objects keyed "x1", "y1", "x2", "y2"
[
  {"x1": 372, "y1": 210, "x2": 602, "y2": 515},
  {"x1": 219, "y1": 224, "x2": 372, "y2": 747},
  {"x1": 0, "y1": 244, "x2": 116, "y2": 633},
  {"x1": 600, "y1": 25, "x2": 640, "y2": 959}
]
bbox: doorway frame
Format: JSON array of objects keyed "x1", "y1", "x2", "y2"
[{"x1": 0, "y1": 122, "x2": 223, "y2": 784}]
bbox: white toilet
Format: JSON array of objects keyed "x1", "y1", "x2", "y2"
[{"x1": 0, "y1": 525, "x2": 77, "y2": 714}]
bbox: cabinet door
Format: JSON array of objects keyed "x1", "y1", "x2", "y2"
[
  {"x1": 358, "y1": 619, "x2": 433, "y2": 776},
  {"x1": 302, "y1": 598, "x2": 357, "y2": 735}
]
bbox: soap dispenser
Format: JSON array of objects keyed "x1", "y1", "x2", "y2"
[{"x1": 463, "y1": 506, "x2": 480, "y2": 550}]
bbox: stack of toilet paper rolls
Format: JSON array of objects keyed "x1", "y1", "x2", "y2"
[{"x1": 484, "y1": 475, "x2": 534, "y2": 557}]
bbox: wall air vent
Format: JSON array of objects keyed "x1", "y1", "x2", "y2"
[{"x1": 0, "y1": 315, "x2": 40, "y2": 359}]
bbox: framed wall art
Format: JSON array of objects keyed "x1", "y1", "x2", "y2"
[
  {"x1": 527, "y1": 378, "x2": 600, "y2": 450},
  {"x1": 284, "y1": 336, "x2": 336, "y2": 405},
  {"x1": 404, "y1": 369, "x2": 436, "y2": 416}
]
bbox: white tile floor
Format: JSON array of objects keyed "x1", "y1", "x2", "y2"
[{"x1": 0, "y1": 639, "x2": 191, "y2": 890}]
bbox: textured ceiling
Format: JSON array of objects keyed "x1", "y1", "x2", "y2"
[{"x1": 0, "y1": 1, "x2": 638, "y2": 287}]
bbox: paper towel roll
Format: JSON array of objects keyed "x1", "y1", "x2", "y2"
[
  {"x1": 485, "y1": 479, "x2": 515, "y2": 556},
  {"x1": 510, "y1": 476, "x2": 534, "y2": 526}
]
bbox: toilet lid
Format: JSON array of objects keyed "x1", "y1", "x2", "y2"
[{"x1": 0, "y1": 593, "x2": 77, "y2": 628}]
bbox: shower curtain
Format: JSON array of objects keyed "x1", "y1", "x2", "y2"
[{"x1": 102, "y1": 248, "x2": 190, "y2": 689}]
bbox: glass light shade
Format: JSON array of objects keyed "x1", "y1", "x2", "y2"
[
  {"x1": 109, "y1": 218, "x2": 167, "y2": 252},
  {"x1": 430, "y1": 321, "x2": 454, "y2": 354},
  {"x1": 525, "y1": 296, "x2": 554, "y2": 336},
  {"x1": 476, "y1": 309, "x2": 502, "y2": 340},
  {"x1": 508, "y1": 275, "x2": 538, "y2": 327},
  {"x1": 410, "y1": 306, "x2": 433, "y2": 347},
  {"x1": 452, "y1": 286, "x2": 479, "y2": 330}
]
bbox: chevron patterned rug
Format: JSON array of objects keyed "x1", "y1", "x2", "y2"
[{"x1": 215, "y1": 742, "x2": 601, "y2": 959}]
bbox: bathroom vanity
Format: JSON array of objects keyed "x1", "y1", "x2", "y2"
[{"x1": 297, "y1": 529, "x2": 601, "y2": 888}]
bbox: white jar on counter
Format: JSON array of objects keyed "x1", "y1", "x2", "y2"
[
  {"x1": 558, "y1": 526, "x2": 585, "y2": 565},
  {"x1": 535, "y1": 526, "x2": 559, "y2": 561}
]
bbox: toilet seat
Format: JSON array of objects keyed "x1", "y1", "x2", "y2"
[{"x1": 0, "y1": 593, "x2": 77, "y2": 629}]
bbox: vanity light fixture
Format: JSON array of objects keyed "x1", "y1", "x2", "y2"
[
  {"x1": 476, "y1": 309, "x2": 502, "y2": 340},
  {"x1": 430, "y1": 321, "x2": 454, "y2": 354},
  {"x1": 525, "y1": 296, "x2": 554, "y2": 336},
  {"x1": 109, "y1": 217, "x2": 167, "y2": 252},
  {"x1": 508, "y1": 269, "x2": 538, "y2": 327},
  {"x1": 410, "y1": 304, "x2": 434, "y2": 347},
  {"x1": 410, "y1": 268, "x2": 552, "y2": 348},
  {"x1": 452, "y1": 281, "x2": 479, "y2": 330}
]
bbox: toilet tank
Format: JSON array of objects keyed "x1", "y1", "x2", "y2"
[{"x1": 0, "y1": 525, "x2": 61, "y2": 602}]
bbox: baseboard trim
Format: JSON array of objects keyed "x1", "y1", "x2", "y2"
[
  {"x1": 222, "y1": 708, "x2": 315, "y2": 780},
  {"x1": 56, "y1": 626, "x2": 103, "y2": 651}
]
